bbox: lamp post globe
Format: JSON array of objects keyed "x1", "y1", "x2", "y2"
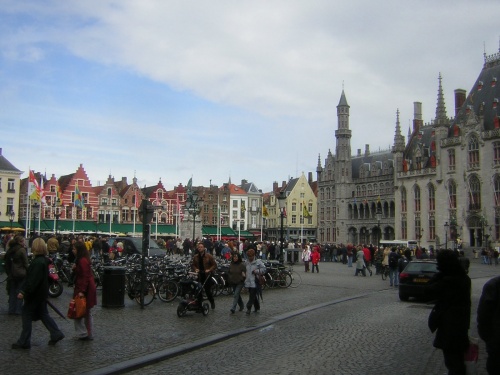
[
  {"x1": 9, "y1": 210, "x2": 15, "y2": 229},
  {"x1": 277, "y1": 191, "x2": 287, "y2": 263}
]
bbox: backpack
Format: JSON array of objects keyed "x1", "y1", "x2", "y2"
[
  {"x1": 398, "y1": 257, "x2": 408, "y2": 272},
  {"x1": 388, "y1": 252, "x2": 399, "y2": 268}
]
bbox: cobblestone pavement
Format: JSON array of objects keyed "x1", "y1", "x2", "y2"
[{"x1": 1, "y1": 255, "x2": 498, "y2": 375}]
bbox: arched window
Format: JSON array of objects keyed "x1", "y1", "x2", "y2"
[
  {"x1": 468, "y1": 175, "x2": 481, "y2": 210},
  {"x1": 468, "y1": 135, "x2": 480, "y2": 169},
  {"x1": 448, "y1": 180, "x2": 457, "y2": 209},
  {"x1": 448, "y1": 149, "x2": 456, "y2": 171},
  {"x1": 401, "y1": 187, "x2": 407, "y2": 213},
  {"x1": 494, "y1": 175, "x2": 500, "y2": 207},
  {"x1": 428, "y1": 184, "x2": 435, "y2": 211},
  {"x1": 414, "y1": 185, "x2": 421, "y2": 212}
]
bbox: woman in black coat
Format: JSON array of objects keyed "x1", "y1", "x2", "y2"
[
  {"x1": 428, "y1": 250, "x2": 471, "y2": 375},
  {"x1": 12, "y1": 238, "x2": 65, "y2": 349}
]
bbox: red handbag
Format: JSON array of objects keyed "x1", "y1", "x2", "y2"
[{"x1": 67, "y1": 296, "x2": 86, "y2": 319}]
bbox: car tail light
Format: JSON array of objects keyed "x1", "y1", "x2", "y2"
[{"x1": 399, "y1": 272, "x2": 409, "y2": 281}]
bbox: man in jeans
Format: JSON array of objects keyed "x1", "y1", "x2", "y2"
[{"x1": 388, "y1": 247, "x2": 400, "y2": 286}]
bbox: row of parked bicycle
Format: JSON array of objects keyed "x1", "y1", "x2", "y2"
[{"x1": 49, "y1": 253, "x2": 302, "y2": 306}]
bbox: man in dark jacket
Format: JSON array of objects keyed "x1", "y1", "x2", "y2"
[
  {"x1": 477, "y1": 275, "x2": 500, "y2": 374},
  {"x1": 191, "y1": 242, "x2": 217, "y2": 309}
]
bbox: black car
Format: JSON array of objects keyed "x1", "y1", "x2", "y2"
[
  {"x1": 108, "y1": 237, "x2": 166, "y2": 257},
  {"x1": 398, "y1": 260, "x2": 438, "y2": 301}
]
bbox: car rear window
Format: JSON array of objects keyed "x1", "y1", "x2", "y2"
[{"x1": 405, "y1": 262, "x2": 438, "y2": 273}]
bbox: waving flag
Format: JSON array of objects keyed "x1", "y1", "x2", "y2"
[
  {"x1": 74, "y1": 182, "x2": 84, "y2": 209},
  {"x1": 28, "y1": 170, "x2": 41, "y2": 201},
  {"x1": 303, "y1": 201, "x2": 311, "y2": 218},
  {"x1": 56, "y1": 184, "x2": 64, "y2": 206},
  {"x1": 262, "y1": 204, "x2": 269, "y2": 217}
]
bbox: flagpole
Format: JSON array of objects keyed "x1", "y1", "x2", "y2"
[
  {"x1": 260, "y1": 195, "x2": 263, "y2": 242},
  {"x1": 217, "y1": 193, "x2": 220, "y2": 242},
  {"x1": 38, "y1": 174, "x2": 43, "y2": 234}
]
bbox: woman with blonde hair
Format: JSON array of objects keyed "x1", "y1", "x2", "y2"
[{"x1": 12, "y1": 238, "x2": 64, "y2": 349}]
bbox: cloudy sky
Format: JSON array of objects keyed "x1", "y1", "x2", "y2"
[{"x1": 1, "y1": 0, "x2": 499, "y2": 193}]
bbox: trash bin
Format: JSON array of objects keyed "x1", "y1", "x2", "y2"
[{"x1": 102, "y1": 266, "x2": 125, "y2": 308}]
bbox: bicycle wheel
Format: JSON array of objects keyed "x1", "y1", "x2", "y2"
[
  {"x1": 134, "y1": 280, "x2": 155, "y2": 306},
  {"x1": 158, "y1": 280, "x2": 179, "y2": 302},
  {"x1": 381, "y1": 268, "x2": 387, "y2": 281},
  {"x1": 278, "y1": 272, "x2": 292, "y2": 288},
  {"x1": 289, "y1": 271, "x2": 302, "y2": 288}
]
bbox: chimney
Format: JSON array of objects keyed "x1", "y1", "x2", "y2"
[
  {"x1": 122, "y1": 177, "x2": 127, "y2": 184},
  {"x1": 241, "y1": 179, "x2": 247, "y2": 186},
  {"x1": 454, "y1": 89, "x2": 466, "y2": 116},
  {"x1": 357, "y1": 149, "x2": 361, "y2": 156},
  {"x1": 308, "y1": 172, "x2": 313, "y2": 183},
  {"x1": 365, "y1": 144, "x2": 370, "y2": 157},
  {"x1": 413, "y1": 102, "x2": 423, "y2": 133},
  {"x1": 273, "y1": 182, "x2": 278, "y2": 192},
  {"x1": 282, "y1": 181, "x2": 286, "y2": 188}
]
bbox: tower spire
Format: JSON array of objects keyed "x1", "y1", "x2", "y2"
[
  {"x1": 435, "y1": 72, "x2": 448, "y2": 126},
  {"x1": 393, "y1": 109, "x2": 405, "y2": 152}
]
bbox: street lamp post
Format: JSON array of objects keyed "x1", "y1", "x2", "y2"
[
  {"x1": 277, "y1": 191, "x2": 287, "y2": 263},
  {"x1": 376, "y1": 206, "x2": 382, "y2": 249},
  {"x1": 32, "y1": 202, "x2": 40, "y2": 237},
  {"x1": 186, "y1": 189, "x2": 202, "y2": 246},
  {"x1": 444, "y1": 222, "x2": 449, "y2": 250},
  {"x1": 9, "y1": 210, "x2": 15, "y2": 229}
]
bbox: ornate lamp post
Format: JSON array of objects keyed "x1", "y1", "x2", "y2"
[
  {"x1": 444, "y1": 222, "x2": 449, "y2": 250},
  {"x1": 186, "y1": 188, "x2": 202, "y2": 245},
  {"x1": 277, "y1": 191, "x2": 287, "y2": 263},
  {"x1": 9, "y1": 210, "x2": 15, "y2": 229},
  {"x1": 376, "y1": 206, "x2": 382, "y2": 249},
  {"x1": 31, "y1": 202, "x2": 40, "y2": 237}
]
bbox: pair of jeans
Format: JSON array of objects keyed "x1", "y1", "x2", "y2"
[
  {"x1": 246, "y1": 287, "x2": 260, "y2": 312},
  {"x1": 8, "y1": 278, "x2": 24, "y2": 314},
  {"x1": 389, "y1": 268, "x2": 399, "y2": 286},
  {"x1": 231, "y1": 284, "x2": 244, "y2": 311},
  {"x1": 17, "y1": 301, "x2": 64, "y2": 347},
  {"x1": 348, "y1": 256, "x2": 353, "y2": 267},
  {"x1": 311, "y1": 264, "x2": 319, "y2": 273},
  {"x1": 74, "y1": 308, "x2": 93, "y2": 338}
]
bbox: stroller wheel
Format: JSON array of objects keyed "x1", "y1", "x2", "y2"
[
  {"x1": 202, "y1": 302, "x2": 210, "y2": 316},
  {"x1": 177, "y1": 304, "x2": 187, "y2": 317}
]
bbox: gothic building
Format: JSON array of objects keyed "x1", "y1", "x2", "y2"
[
  {"x1": 317, "y1": 91, "x2": 395, "y2": 246},
  {"x1": 318, "y1": 48, "x2": 500, "y2": 250}
]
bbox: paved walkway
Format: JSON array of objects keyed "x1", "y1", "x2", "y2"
[{"x1": 1, "y1": 256, "x2": 497, "y2": 374}]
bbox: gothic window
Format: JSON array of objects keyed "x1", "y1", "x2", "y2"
[
  {"x1": 468, "y1": 135, "x2": 480, "y2": 169},
  {"x1": 320, "y1": 188, "x2": 324, "y2": 200},
  {"x1": 494, "y1": 142, "x2": 500, "y2": 166},
  {"x1": 367, "y1": 184, "x2": 373, "y2": 196},
  {"x1": 429, "y1": 214, "x2": 436, "y2": 240},
  {"x1": 401, "y1": 187, "x2": 407, "y2": 213},
  {"x1": 414, "y1": 185, "x2": 421, "y2": 212},
  {"x1": 448, "y1": 180, "x2": 457, "y2": 209},
  {"x1": 373, "y1": 184, "x2": 379, "y2": 197},
  {"x1": 361, "y1": 185, "x2": 366, "y2": 197},
  {"x1": 356, "y1": 186, "x2": 361, "y2": 197},
  {"x1": 428, "y1": 184, "x2": 435, "y2": 211},
  {"x1": 468, "y1": 175, "x2": 481, "y2": 210},
  {"x1": 494, "y1": 175, "x2": 500, "y2": 207},
  {"x1": 402, "y1": 218, "x2": 407, "y2": 240}
]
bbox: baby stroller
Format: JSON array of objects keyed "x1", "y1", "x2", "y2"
[{"x1": 176, "y1": 272, "x2": 210, "y2": 317}]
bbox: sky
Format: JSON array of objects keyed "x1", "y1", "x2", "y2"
[{"x1": 1, "y1": 0, "x2": 499, "y2": 193}]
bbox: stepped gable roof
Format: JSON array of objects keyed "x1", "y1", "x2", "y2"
[
  {"x1": 351, "y1": 150, "x2": 393, "y2": 179},
  {"x1": 0, "y1": 149, "x2": 21, "y2": 173},
  {"x1": 453, "y1": 50, "x2": 500, "y2": 131}
]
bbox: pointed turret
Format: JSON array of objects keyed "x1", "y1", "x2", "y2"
[
  {"x1": 435, "y1": 73, "x2": 448, "y2": 126},
  {"x1": 392, "y1": 109, "x2": 405, "y2": 152}
]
